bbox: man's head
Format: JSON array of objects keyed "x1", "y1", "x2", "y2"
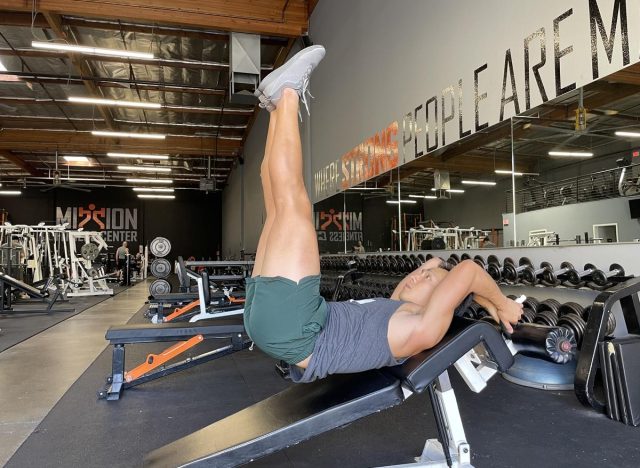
[
  {"x1": 398, "y1": 266, "x2": 447, "y2": 306},
  {"x1": 483, "y1": 236, "x2": 490, "y2": 242},
  {"x1": 123, "y1": 241, "x2": 128, "y2": 248}
]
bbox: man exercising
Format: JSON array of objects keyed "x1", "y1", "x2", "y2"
[{"x1": 244, "y1": 45, "x2": 522, "y2": 383}]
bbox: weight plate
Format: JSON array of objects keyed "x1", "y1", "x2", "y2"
[
  {"x1": 80, "y1": 243, "x2": 99, "y2": 261},
  {"x1": 150, "y1": 258, "x2": 171, "y2": 278},
  {"x1": 150, "y1": 237, "x2": 171, "y2": 257},
  {"x1": 149, "y1": 279, "x2": 171, "y2": 296}
]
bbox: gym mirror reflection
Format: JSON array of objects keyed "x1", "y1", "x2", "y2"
[{"x1": 508, "y1": 62, "x2": 640, "y2": 247}]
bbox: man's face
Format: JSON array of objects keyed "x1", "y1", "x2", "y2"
[{"x1": 399, "y1": 266, "x2": 446, "y2": 306}]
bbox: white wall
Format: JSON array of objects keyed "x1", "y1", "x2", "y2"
[{"x1": 502, "y1": 196, "x2": 640, "y2": 246}]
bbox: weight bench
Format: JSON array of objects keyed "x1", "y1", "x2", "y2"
[
  {"x1": 0, "y1": 272, "x2": 74, "y2": 314},
  {"x1": 144, "y1": 317, "x2": 514, "y2": 467},
  {"x1": 98, "y1": 315, "x2": 251, "y2": 401}
]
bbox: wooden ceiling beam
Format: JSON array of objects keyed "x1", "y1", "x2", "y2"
[
  {"x1": 0, "y1": 129, "x2": 241, "y2": 156},
  {"x1": 0, "y1": 150, "x2": 45, "y2": 176},
  {"x1": 0, "y1": 11, "x2": 289, "y2": 45},
  {"x1": 0, "y1": 0, "x2": 309, "y2": 37}
]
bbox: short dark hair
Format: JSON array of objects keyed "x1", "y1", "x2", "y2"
[{"x1": 483, "y1": 236, "x2": 490, "y2": 241}]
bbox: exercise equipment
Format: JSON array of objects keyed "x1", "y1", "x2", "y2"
[
  {"x1": 144, "y1": 317, "x2": 514, "y2": 467},
  {"x1": 149, "y1": 279, "x2": 172, "y2": 297},
  {"x1": 0, "y1": 272, "x2": 73, "y2": 314},
  {"x1": 542, "y1": 261, "x2": 576, "y2": 285},
  {"x1": 592, "y1": 263, "x2": 626, "y2": 287},
  {"x1": 566, "y1": 263, "x2": 598, "y2": 286},
  {"x1": 98, "y1": 315, "x2": 250, "y2": 401},
  {"x1": 149, "y1": 237, "x2": 171, "y2": 258},
  {"x1": 149, "y1": 258, "x2": 171, "y2": 278},
  {"x1": 502, "y1": 257, "x2": 531, "y2": 283},
  {"x1": 521, "y1": 261, "x2": 553, "y2": 285}
]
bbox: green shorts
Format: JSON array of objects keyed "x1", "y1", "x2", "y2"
[{"x1": 243, "y1": 275, "x2": 327, "y2": 364}]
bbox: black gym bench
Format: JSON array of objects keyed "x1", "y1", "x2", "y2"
[
  {"x1": 0, "y1": 272, "x2": 74, "y2": 314},
  {"x1": 99, "y1": 315, "x2": 251, "y2": 401},
  {"x1": 144, "y1": 317, "x2": 513, "y2": 467}
]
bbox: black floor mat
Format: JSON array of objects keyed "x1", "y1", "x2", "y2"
[
  {"x1": 6, "y1": 308, "x2": 640, "y2": 468},
  {"x1": 0, "y1": 284, "x2": 128, "y2": 353}
]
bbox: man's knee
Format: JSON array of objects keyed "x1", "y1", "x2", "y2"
[{"x1": 273, "y1": 192, "x2": 311, "y2": 214}]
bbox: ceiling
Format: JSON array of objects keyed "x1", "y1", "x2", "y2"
[{"x1": 0, "y1": 0, "x2": 318, "y2": 191}]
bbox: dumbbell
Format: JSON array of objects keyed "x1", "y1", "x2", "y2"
[
  {"x1": 566, "y1": 263, "x2": 598, "y2": 286},
  {"x1": 507, "y1": 323, "x2": 577, "y2": 364},
  {"x1": 582, "y1": 305, "x2": 617, "y2": 337},
  {"x1": 473, "y1": 255, "x2": 486, "y2": 267},
  {"x1": 449, "y1": 253, "x2": 461, "y2": 265},
  {"x1": 461, "y1": 253, "x2": 472, "y2": 261},
  {"x1": 533, "y1": 299, "x2": 561, "y2": 326},
  {"x1": 591, "y1": 263, "x2": 626, "y2": 286},
  {"x1": 542, "y1": 261, "x2": 576, "y2": 285},
  {"x1": 521, "y1": 261, "x2": 553, "y2": 285},
  {"x1": 502, "y1": 257, "x2": 532, "y2": 283}
]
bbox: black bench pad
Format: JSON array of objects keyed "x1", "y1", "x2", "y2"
[
  {"x1": 106, "y1": 317, "x2": 245, "y2": 344},
  {"x1": 389, "y1": 317, "x2": 514, "y2": 393},
  {"x1": 144, "y1": 370, "x2": 403, "y2": 467},
  {"x1": 0, "y1": 272, "x2": 44, "y2": 298}
]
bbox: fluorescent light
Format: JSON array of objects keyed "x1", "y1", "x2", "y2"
[
  {"x1": 32, "y1": 41, "x2": 154, "y2": 59},
  {"x1": 0, "y1": 190, "x2": 21, "y2": 195},
  {"x1": 348, "y1": 187, "x2": 385, "y2": 191},
  {"x1": 430, "y1": 188, "x2": 465, "y2": 193},
  {"x1": 107, "y1": 152, "x2": 169, "y2": 160},
  {"x1": 133, "y1": 187, "x2": 174, "y2": 192},
  {"x1": 615, "y1": 131, "x2": 640, "y2": 138},
  {"x1": 69, "y1": 96, "x2": 160, "y2": 109},
  {"x1": 495, "y1": 169, "x2": 524, "y2": 176},
  {"x1": 548, "y1": 151, "x2": 593, "y2": 157},
  {"x1": 461, "y1": 180, "x2": 497, "y2": 186},
  {"x1": 137, "y1": 194, "x2": 175, "y2": 199},
  {"x1": 409, "y1": 194, "x2": 437, "y2": 199},
  {"x1": 0, "y1": 60, "x2": 6, "y2": 72},
  {"x1": 63, "y1": 155, "x2": 89, "y2": 162},
  {"x1": 92, "y1": 130, "x2": 165, "y2": 140},
  {"x1": 117, "y1": 165, "x2": 171, "y2": 173},
  {"x1": 126, "y1": 178, "x2": 173, "y2": 184},
  {"x1": 386, "y1": 200, "x2": 417, "y2": 204}
]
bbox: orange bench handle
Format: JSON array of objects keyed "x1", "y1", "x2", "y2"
[
  {"x1": 124, "y1": 335, "x2": 203, "y2": 382},
  {"x1": 164, "y1": 299, "x2": 201, "y2": 322}
]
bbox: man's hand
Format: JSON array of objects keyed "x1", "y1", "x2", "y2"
[{"x1": 493, "y1": 297, "x2": 523, "y2": 334}]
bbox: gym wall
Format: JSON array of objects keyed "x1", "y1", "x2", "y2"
[
  {"x1": 223, "y1": 0, "x2": 640, "y2": 257},
  {"x1": 0, "y1": 187, "x2": 222, "y2": 261}
]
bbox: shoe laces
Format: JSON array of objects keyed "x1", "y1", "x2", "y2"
[{"x1": 298, "y1": 67, "x2": 314, "y2": 118}]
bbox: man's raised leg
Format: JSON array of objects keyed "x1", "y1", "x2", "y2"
[
  {"x1": 252, "y1": 111, "x2": 278, "y2": 277},
  {"x1": 259, "y1": 88, "x2": 320, "y2": 282}
]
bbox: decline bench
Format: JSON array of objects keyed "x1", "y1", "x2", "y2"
[
  {"x1": 144, "y1": 317, "x2": 514, "y2": 467},
  {"x1": 98, "y1": 315, "x2": 251, "y2": 401}
]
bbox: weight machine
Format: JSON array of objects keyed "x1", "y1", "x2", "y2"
[{"x1": 66, "y1": 231, "x2": 113, "y2": 297}]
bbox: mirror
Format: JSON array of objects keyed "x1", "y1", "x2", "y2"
[{"x1": 509, "y1": 64, "x2": 640, "y2": 246}]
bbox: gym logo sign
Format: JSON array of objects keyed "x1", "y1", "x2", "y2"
[
  {"x1": 314, "y1": 121, "x2": 399, "y2": 199},
  {"x1": 55, "y1": 204, "x2": 138, "y2": 244},
  {"x1": 314, "y1": 209, "x2": 363, "y2": 244}
]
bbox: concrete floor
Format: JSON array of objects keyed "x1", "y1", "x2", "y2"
[{"x1": 0, "y1": 282, "x2": 147, "y2": 466}]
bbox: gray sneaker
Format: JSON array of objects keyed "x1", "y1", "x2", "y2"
[{"x1": 255, "y1": 45, "x2": 325, "y2": 114}]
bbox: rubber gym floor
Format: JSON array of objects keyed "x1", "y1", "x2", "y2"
[{"x1": 1, "y1": 281, "x2": 639, "y2": 468}]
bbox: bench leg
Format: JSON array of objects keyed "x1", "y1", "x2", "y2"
[{"x1": 97, "y1": 344, "x2": 125, "y2": 401}]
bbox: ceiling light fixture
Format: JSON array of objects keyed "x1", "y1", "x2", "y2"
[
  {"x1": 461, "y1": 180, "x2": 497, "y2": 186},
  {"x1": 430, "y1": 188, "x2": 466, "y2": 193},
  {"x1": 132, "y1": 187, "x2": 174, "y2": 192},
  {"x1": 348, "y1": 187, "x2": 385, "y2": 191},
  {"x1": 117, "y1": 165, "x2": 171, "y2": 173},
  {"x1": 548, "y1": 151, "x2": 593, "y2": 157},
  {"x1": 495, "y1": 169, "x2": 524, "y2": 176},
  {"x1": 63, "y1": 155, "x2": 89, "y2": 162},
  {"x1": 107, "y1": 152, "x2": 169, "y2": 160},
  {"x1": 386, "y1": 200, "x2": 418, "y2": 204},
  {"x1": 408, "y1": 194, "x2": 437, "y2": 199},
  {"x1": 615, "y1": 131, "x2": 640, "y2": 138},
  {"x1": 32, "y1": 41, "x2": 154, "y2": 59},
  {"x1": 92, "y1": 130, "x2": 165, "y2": 140},
  {"x1": 69, "y1": 96, "x2": 161, "y2": 109},
  {"x1": 137, "y1": 194, "x2": 176, "y2": 199},
  {"x1": 126, "y1": 178, "x2": 173, "y2": 184},
  {"x1": 0, "y1": 59, "x2": 6, "y2": 71},
  {"x1": 0, "y1": 190, "x2": 21, "y2": 195}
]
